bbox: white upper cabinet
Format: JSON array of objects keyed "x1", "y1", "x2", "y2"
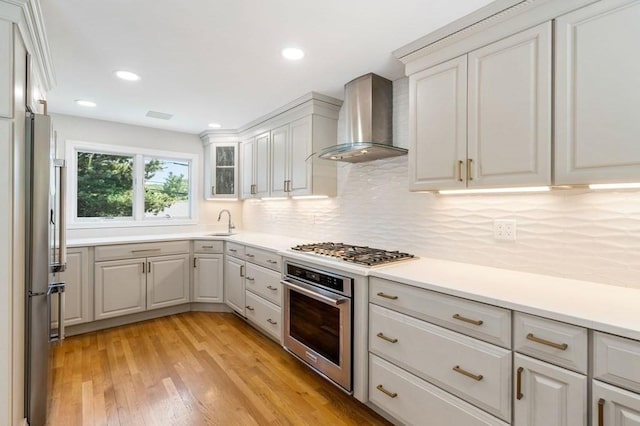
[
  {"x1": 241, "y1": 137, "x2": 255, "y2": 198},
  {"x1": 555, "y1": 0, "x2": 640, "y2": 184},
  {"x1": 409, "y1": 55, "x2": 467, "y2": 191},
  {"x1": 270, "y1": 124, "x2": 289, "y2": 197},
  {"x1": 203, "y1": 141, "x2": 238, "y2": 199},
  {"x1": 409, "y1": 22, "x2": 552, "y2": 191},
  {"x1": 0, "y1": 19, "x2": 12, "y2": 118},
  {"x1": 289, "y1": 116, "x2": 313, "y2": 195},
  {"x1": 467, "y1": 22, "x2": 551, "y2": 188},
  {"x1": 254, "y1": 132, "x2": 270, "y2": 198}
]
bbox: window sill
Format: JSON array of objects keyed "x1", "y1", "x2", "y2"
[{"x1": 68, "y1": 219, "x2": 198, "y2": 229}]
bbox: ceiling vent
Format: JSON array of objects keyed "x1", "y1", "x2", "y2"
[{"x1": 145, "y1": 110, "x2": 173, "y2": 120}]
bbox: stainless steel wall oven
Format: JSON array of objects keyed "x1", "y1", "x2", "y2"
[{"x1": 281, "y1": 261, "x2": 353, "y2": 393}]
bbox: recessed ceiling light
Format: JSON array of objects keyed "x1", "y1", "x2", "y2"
[
  {"x1": 115, "y1": 70, "x2": 140, "y2": 81},
  {"x1": 282, "y1": 47, "x2": 304, "y2": 60},
  {"x1": 75, "y1": 99, "x2": 96, "y2": 107},
  {"x1": 208, "y1": 123, "x2": 222, "y2": 129}
]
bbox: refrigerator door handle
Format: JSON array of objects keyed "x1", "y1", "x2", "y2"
[
  {"x1": 53, "y1": 159, "x2": 67, "y2": 272},
  {"x1": 48, "y1": 282, "x2": 65, "y2": 341}
]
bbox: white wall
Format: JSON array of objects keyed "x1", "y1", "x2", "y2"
[
  {"x1": 243, "y1": 79, "x2": 640, "y2": 290},
  {"x1": 52, "y1": 113, "x2": 242, "y2": 238}
]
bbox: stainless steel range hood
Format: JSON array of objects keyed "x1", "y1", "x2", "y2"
[{"x1": 319, "y1": 73, "x2": 407, "y2": 163}]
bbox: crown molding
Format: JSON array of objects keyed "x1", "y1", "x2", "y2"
[{"x1": 0, "y1": 0, "x2": 55, "y2": 90}]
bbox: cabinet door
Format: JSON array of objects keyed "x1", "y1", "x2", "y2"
[
  {"x1": 224, "y1": 256, "x2": 245, "y2": 315},
  {"x1": 0, "y1": 19, "x2": 12, "y2": 118},
  {"x1": 270, "y1": 124, "x2": 289, "y2": 197},
  {"x1": 95, "y1": 259, "x2": 146, "y2": 320},
  {"x1": 206, "y1": 143, "x2": 237, "y2": 199},
  {"x1": 289, "y1": 116, "x2": 312, "y2": 195},
  {"x1": 52, "y1": 247, "x2": 90, "y2": 326},
  {"x1": 514, "y1": 353, "x2": 587, "y2": 426},
  {"x1": 241, "y1": 138, "x2": 255, "y2": 199},
  {"x1": 147, "y1": 254, "x2": 190, "y2": 310},
  {"x1": 255, "y1": 132, "x2": 270, "y2": 197},
  {"x1": 467, "y1": 22, "x2": 551, "y2": 188},
  {"x1": 409, "y1": 55, "x2": 467, "y2": 191},
  {"x1": 555, "y1": 0, "x2": 640, "y2": 184},
  {"x1": 593, "y1": 380, "x2": 640, "y2": 426},
  {"x1": 193, "y1": 254, "x2": 223, "y2": 303}
]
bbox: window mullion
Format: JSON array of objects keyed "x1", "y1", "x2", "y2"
[{"x1": 134, "y1": 154, "x2": 145, "y2": 221}]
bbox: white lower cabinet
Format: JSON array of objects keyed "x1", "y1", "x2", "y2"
[
  {"x1": 370, "y1": 354, "x2": 508, "y2": 426},
  {"x1": 593, "y1": 381, "x2": 640, "y2": 426},
  {"x1": 193, "y1": 254, "x2": 224, "y2": 303},
  {"x1": 51, "y1": 247, "x2": 91, "y2": 326},
  {"x1": 513, "y1": 353, "x2": 587, "y2": 426},
  {"x1": 224, "y1": 254, "x2": 246, "y2": 315},
  {"x1": 95, "y1": 258, "x2": 147, "y2": 320},
  {"x1": 146, "y1": 254, "x2": 190, "y2": 310},
  {"x1": 245, "y1": 291, "x2": 281, "y2": 341}
]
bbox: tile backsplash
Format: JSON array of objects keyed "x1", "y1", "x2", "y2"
[{"x1": 243, "y1": 78, "x2": 640, "y2": 289}]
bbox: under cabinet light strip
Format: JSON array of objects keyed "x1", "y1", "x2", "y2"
[
  {"x1": 589, "y1": 182, "x2": 640, "y2": 190},
  {"x1": 291, "y1": 195, "x2": 329, "y2": 200},
  {"x1": 438, "y1": 186, "x2": 551, "y2": 195}
]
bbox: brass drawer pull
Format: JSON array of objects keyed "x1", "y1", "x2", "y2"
[
  {"x1": 201, "y1": 245, "x2": 214, "y2": 249},
  {"x1": 131, "y1": 248, "x2": 161, "y2": 253},
  {"x1": 246, "y1": 253, "x2": 255, "y2": 258},
  {"x1": 376, "y1": 384, "x2": 398, "y2": 398},
  {"x1": 267, "y1": 285, "x2": 278, "y2": 291},
  {"x1": 246, "y1": 305, "x2": 255, "y2": 311},
  {"x1": 267, "y1": 318, "x2": 277, "y2": 325},
  {"x1": 453, "y1": 314, "x2": 483, "y2": 326},
  {"x1": 467, "y1": 158, "x2": 473, "y2": 181},
  {"x1": 452, "y1": 365, "x2": 483, "y2": 381},
  {"x1": 516, "y1": 367, "x2": 524, "y2": 400},
  {"x1": 266, "y1": 259, "x2": 278, "y2": 264},
  {"x1": 246, "y1": 277, "x2": 255, "y2": 281},
  {"x1": 457, "y1": 160, "x2": 464, "y2": 182},
  {"x1": 376, "y1": 332, "x2": 398, "y2": 344},
  {"x1": 228, "y1": 248, "x2": 238, "y2": 252},
  {"x1": 526, "y1": 333, "x2": 568, "y2": 351},
  {"x1": 598, "y1": 398, "x2": 605, "y2": 426},
  {"x1": 377, "y1": 292, "x2": 398, "y2": 300}
]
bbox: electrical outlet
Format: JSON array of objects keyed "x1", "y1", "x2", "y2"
[{"x1": 494, "y1": 219, "x2": 517, "y2": 241}]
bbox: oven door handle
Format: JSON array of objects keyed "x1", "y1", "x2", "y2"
[{"x1": 280, "y1": 279, "x2": 348, "y2": 306}]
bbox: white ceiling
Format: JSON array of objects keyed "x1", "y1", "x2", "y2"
[{"x1": 41, "y1": 0, "x2": 492, "y2": 134}]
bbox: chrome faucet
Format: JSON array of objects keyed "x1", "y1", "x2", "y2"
[{"x1": 217, "y1": 209, "x2": 235, "y2": 234}]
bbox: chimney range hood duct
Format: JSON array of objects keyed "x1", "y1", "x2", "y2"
[{"x1": 318, "y1": 73, "x2": 407, "y2": 163}]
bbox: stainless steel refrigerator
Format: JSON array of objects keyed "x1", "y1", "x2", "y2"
[{"x1": 25, "y1": 111, "x2": 67, "y2": 426}]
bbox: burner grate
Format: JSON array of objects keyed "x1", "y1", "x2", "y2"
[{"x1": 291, "y1": 242, "x2": 415, "y2": 266}]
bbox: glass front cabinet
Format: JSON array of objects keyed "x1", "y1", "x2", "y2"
[{"x1": 203, "y1": 141, "x2": 239, "y2": 200}]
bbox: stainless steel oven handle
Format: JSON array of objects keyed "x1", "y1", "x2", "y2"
[{"x1": 280, "y1": 279, "x2": 347, "y2": 306}]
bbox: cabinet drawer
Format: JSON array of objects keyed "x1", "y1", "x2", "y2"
[
  {"x1": 225, "y1": 242, "x2": 245, "y2": 258},
  {"x1": 94, "y1": 241, "x2": 189, "y2": 261},
  {"x1": 370, "y1": 277, "x2": 511, "y2": 348},
  {"x1": 245, "y1": 263, "x2": 281, "y2": 306},
  {"x1": 369, "y1": 354, "x2": 509, "y2": 426},
  {"x1": 245, "y1": 291, "x2": 281, "y2": 342},
  {"x1": 370, "y1": 304, "x2": 511, "y2": 421},
  {"x1": 594, "y1": 332, "x2": 640, "y2": 393},
  {"x1": 245, "y1": 246, "x2": 281, "y2": 271},
  {"x1": 193, "y1": 240, "x2": 223, "y2": 253},
  {"x1": 593, "y1": 380, "x2": 640, "y2": 425},
  {"x1": 513, "y1": 312, "x2": 587, "y2": 373}
]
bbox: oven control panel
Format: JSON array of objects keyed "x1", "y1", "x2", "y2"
[{"x1": 286, "y1": 262, "x2": 352, "y2": 296}]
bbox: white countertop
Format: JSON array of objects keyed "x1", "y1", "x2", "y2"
[
  {"x1": 370, "y1": 257, "x2": 640, "y2": 341},
  {"x1": 67, "y1": 232, "x2": 640, "y2": 340}
]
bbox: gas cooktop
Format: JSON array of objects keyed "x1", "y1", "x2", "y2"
[{"x1": 291, "y1": 242, "x2": 416, "y2": 267}]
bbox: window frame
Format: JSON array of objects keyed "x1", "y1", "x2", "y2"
[{"x1": 66, "y1": 140, "x2": 198, "y2": 228}]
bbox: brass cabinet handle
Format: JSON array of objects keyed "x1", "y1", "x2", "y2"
[
  {"x1": 598, "y1": 398, "x2": 605, "y2": 426},
  {"x1": 376, "y1": 332, "x2": 398, "y2": 344},
  {"x1": 193, "y1": 258, "x2": 197, "y2": 268},
  {"x1": 246, "y1": 253, "x2": 254, "y2": 258},
  {"x1": 516, "y1": 367, "x2": 524, "y2": 400},
  {"x1": 267, "y1": 318, "x2": 277, "y2": 325},
  {"x1": 467, "y1": 158, "x2": 473, "y2": 181},
  {"x1": 229, "y1": 248, "x2": 238, "y2": 252},
  {"x1": 250, "y1": 184, "x2": 257, "y2": 195},
  {"x1": 131, "y1": 248, "x2": 161, "y2": 253},
  {"x1": 142, "y1": 262, "x2": 145, "y2": 274},
  {"x1": 245, "y1": 277, "x2": 254, "y2": 281},
  {"x1": 377, "y1": 292, "x2": 398, "y2": 300},
  {"x1": 452, "y1": 365, "x2": 483, "y2": 381},
  {"x1": 526, "y1": 333, "x2": 568, "y2": 351},
  {"x1": 202, "y1": 245, "x2": 214, "y2": 249},
  {"x1": 266, "y1": 259, "x2": 278, "y2": 264},
  {"x1": 211, "y1": 186, "x2": 215, "y2": 196},
  {"x1": 376, "y1": 384, "x2": 398, "y2": 398},
  {"x1": 267, "y1": 285, "x2": 278, "y2": 291},
  {"x1": 452, "y1": 313, "x2": 483, "y2": 326},
  {"x1": 245, "y1": 305, "x2": 254, "y2": 311},
  {"x1": 240, "y1": 265, "x2": 245, "y2": 277},
  {"x1": 148, "y1": 262, "x2": 151, "y2": 273},
  {"x1": 457, "y1": 160, "x2": 464, "y2": 182}
]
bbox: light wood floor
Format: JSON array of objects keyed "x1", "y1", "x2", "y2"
[{"x1": 47, "y1": 311, "x2": 391, "y2": 426}]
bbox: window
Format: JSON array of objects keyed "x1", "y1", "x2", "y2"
[{"x1": 67, "y1": 141, "x2": 196, "y2": 227}]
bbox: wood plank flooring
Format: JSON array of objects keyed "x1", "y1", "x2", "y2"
[{"x1": 47, "y1": 311, "x2": 391, "y2": 426}]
